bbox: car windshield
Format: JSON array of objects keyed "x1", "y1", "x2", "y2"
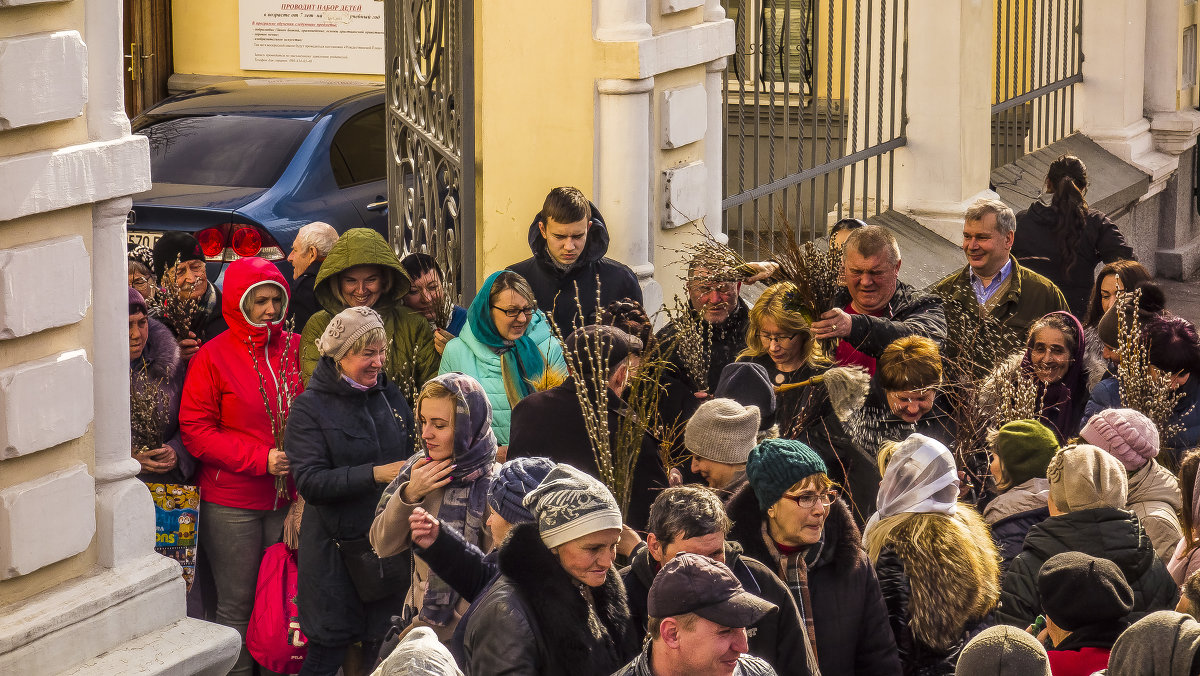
[{"x1": 139, "y1": 115, "x2": 314, "y2": 188}]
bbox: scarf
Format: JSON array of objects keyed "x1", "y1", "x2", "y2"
[
  {"x1": 763, "y1": 523, "x2": 820, "y2": 665},
  {"x1": 1021, "y1": 311, "x2": 1088, "y2": 441},
  {"x1": 391, "y1": 373, "x2": 497, "y2": 626},
  {"x1": 467, "y1": 271, "x2": 547, "y2": 399},
  {"x1": 863, "y1": 434, "x2": 959, "y2": 552}
]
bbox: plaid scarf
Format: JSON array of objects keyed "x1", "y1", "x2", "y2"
[{"x1": 762, "y1": 523, "x2": 820, "y2": 667}]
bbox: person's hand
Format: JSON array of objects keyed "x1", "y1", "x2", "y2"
[
  {"x1": 179, "y1": 331, "x2": 200, "y2": 360},
  {"x1": 668, "y1": 468, "x2": 684, "y2": 487},
  {"x1": 433, "y1": 328, "x2": 453, "y2": 355},
  {"x1": 402, "y1": 457, "x2": 454, "y2": 503},
  {"x1": 373, "y1": 459, "x2": 407, "y2": 485},
  {"x1": 283, "y1": 496, "x2": 304, "y2": 550},
  {"x1": 267, "y1": 448, "x2": 290, "y2": 476},
  {"x1": 134, "y1": 446, "x2": 177, "y2": 473},
  {"x1": 693, "y1": 391, "x2": 710, "y2": 400},
  {"x1": 811, "y1": 308, "x2": 853, "y2": 339},
  {"x1": 743, "y1": 261, "x2": 779, "y2": 283},
  {"x1": 409, "y1": 507, "x2": 440, "y2": 549},
  {"x1": 617, "y1": 524, "x2": 642, "y2": 558},
  {"x1": 495, "y1": 445, "x2": 509, "y2": 463}
]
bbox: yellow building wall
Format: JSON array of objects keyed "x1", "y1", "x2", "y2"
[
  {"x1": 471, "y1": 1, "x2": 597, "y2": 281},
  {"x1": 171, "y1": 0, "x2": 384, "y2": 81}
]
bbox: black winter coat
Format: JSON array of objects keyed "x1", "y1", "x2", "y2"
[
  {"x1": 507, "y1": 380, "x2": 667, "y2": 532},
  {"x1": 1013, "y1": 201, "x2": 1134, "y2": 316},
  {"x1": 287, "y1": 269, "x2": 320, "y2": 335},
  {"x1": 657, "y1": 298, "x2": 752, "y2": 427},
  {"x1": 413, "y1": 521, "x2": 499, "y2": 667},
  {"x1": 462, "y1": 522, "x2": 639, "y2": 676},
  {"x1": 726, "y1": 484, "x2": 903, "y2": 676},
  {"x1": 990, "y1": 506, "x2": 1049, "y2": 573},
  {"x1": 283, "y1": 356, "x2": 414, "y2": 645},
  {"x1": 830, "y1": 281, "x2": 947, "y2": 359},
  {"x1": 132, "y1": 316, "x2": 196, "y2": 484},
  {"x1": 621, "y1": 541, "x2": 809, "y2": 674},
  {"x1": 507, "y1": 203, "x2": 643, "y2": 333},
  {"x1": 996, "y1": 507, "x2": 1179, "y2": 627}
]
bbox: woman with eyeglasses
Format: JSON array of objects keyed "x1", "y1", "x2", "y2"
[
  {"x1": 438, "y1": 270, "x2": 565, "y2": 447},
  {"x1": 863, "y1": 434, "x2": 1000, "y2": 675},
  {"x1": 983, "y1": 311, "x2": 1091, "y2": 442},
  {"x1": 726, "y1": 438, "x2": 902, "y2": 675}
]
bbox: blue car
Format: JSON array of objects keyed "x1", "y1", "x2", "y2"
[{"x1": 129, "y1": 79, "x2": 389, "y2": 281}]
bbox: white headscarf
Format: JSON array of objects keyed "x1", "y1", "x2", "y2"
[{"x1": 863, "y1": 433, "x2": 959, "y2": 539}]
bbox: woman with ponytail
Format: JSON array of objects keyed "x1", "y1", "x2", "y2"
[{"x1": 1012, "y1": 155, "x2": 1135, "y2": 316}]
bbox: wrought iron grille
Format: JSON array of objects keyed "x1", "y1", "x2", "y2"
[
  {"x1": 385, "y1": 0, "x2": 475, "y2": 304},
  {"x1": 723, "y1": 0, "x2": 909, "y2": 258},
  {"x1": 990, "y1": 0, "x2": 1082, "y2": 169}
]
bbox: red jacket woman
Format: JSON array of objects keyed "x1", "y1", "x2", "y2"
[{"x1": 179, "y1": 256, "x2": 302, "y2": 676}]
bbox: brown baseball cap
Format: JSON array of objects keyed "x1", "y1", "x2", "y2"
[{"x1": 647, "y1": 553, "x2": 776, "y2": 628}]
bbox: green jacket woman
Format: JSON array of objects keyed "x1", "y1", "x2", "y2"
[{"x1": 300, "y1": 229, "x2": 438, "y2": 396}]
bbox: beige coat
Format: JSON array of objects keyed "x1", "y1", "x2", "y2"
[
  {"x1": 1127, "y1": 460, "x2": 1184, "y2": 563},
  {"x1": 369, "y1": 482, "x2": 492, "y2": 642}
]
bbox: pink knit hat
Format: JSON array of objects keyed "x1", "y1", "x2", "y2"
[{"x1": 1079, "y1": 408, "x2": 1160, "y2": 471}]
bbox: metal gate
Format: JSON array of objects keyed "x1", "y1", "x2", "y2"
[
  {"x1": 723, "y1": 0, "x2": 909, "y2": 258},
  {"x1": 384, "y1": 0, "x2": 475, "y2": 303}
]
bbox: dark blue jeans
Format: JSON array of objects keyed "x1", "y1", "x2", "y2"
[{"x1": 298, "y1": 642, "x2": 348, "y2": 676}]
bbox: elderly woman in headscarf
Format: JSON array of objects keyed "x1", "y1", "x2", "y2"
[
  {"x1": 129, "y1": 287, "x2": 194, "y2": 483},
  {"x1": 370, "y1": 372, "x2": 499, "y2": 641},
  {"x1": 863, "y1": 434, "x2": 1000, "y2": 675},
  {"x1": 283, "y1": 306, "x2": 415, "y2": 675},
  {"x1": 438, "y1": 270, "x2": 565, "y2": 447}
]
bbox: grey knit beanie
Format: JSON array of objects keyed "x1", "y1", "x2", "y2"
[
  {"x1": 954, "y1": 625, "x2": 1051, "y2": 676},
  {"x1": 685, "y1": 398, "x2": 761, "y2": 465},
  {"x1": 317, "y1": 306, "x2": 385, "y2": 361},
  {"x1": 1107, "y1": 611, "x2": 1200, "y2": 676},
  {"x1": 487, "y1": 457, "x2": 555, "y2": 525},
  {"x1": 1047, "y1": 443, "x2": 1128, "y2": 513},
  {"x1": 522, "y1": 464, "x2": 623, "y2": 549}
]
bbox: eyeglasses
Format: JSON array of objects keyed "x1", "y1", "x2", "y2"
[
  {"x1": 130, "y1": 276, "x2": 152, "y2": 287},
  {"x1": 786, "y1": 489, "x2": 840, "y2": 510},
  {"x1": 757, "y1": 332, "x2": 798, "y2": 345},
  {"x1": 491, "y1": 305, "x2": 536, "y2": 319},
  {"x1": 691, "y1": 281, "x2": 737, "y2": 296}
]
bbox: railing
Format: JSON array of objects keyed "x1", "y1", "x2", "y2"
[
  {"x1": 723, "y1": 0, "x2": 909, "y2": 258},
  {"x1": 990, "y1": 0, "x2": 1082, "y2": 169}
]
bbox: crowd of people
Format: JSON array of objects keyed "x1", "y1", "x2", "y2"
[{"x1": 125, "y1": 166, "x2": 1200, "y2": 676}]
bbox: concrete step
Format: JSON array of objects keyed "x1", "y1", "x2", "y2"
[{"x1": 59, "y1": 618, "x2": 240, "y2": 676}]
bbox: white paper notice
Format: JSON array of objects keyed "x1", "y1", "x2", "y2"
[{"x1": 239, "y1": 0, "x2": 385, "y2": 75}]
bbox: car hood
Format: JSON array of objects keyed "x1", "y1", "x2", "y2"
[{"x1": 134, "y1": 183, "x2": 268, "y2": 211}]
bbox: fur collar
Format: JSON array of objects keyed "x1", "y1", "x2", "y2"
[
  {"x1": 726, "y1": 481, "x2": 862, "y2": 573},
  {"x1": 885, "y1": 508, "x2": 1000, "y2": 651},
  {"x1": 498, "y1": 522, "x2": 637, "y2": 676},
  {"x1": 136, "y1": 318, "x2": 180, "y2": 381}
]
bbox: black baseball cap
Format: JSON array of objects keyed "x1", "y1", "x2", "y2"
[{"x1": 648, "y1": 553, "x2": 776, "y2": 628}]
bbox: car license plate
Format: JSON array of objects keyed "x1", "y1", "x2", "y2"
[{"x1": 128, "y1": 231, "x2": 163, "y2": 249}]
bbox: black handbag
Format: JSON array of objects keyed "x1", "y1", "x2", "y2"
[{"x1": 335, "y1": 537, "x2": 409, "y2": 603}]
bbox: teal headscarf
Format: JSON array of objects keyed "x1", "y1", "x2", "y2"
[{"x1": 467, "y1": 270, "x2": 547, "y2": 398}]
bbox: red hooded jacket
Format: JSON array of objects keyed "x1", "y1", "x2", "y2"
[{"x1": 180, "y1": 258, "x2": 303, "y2": 510}]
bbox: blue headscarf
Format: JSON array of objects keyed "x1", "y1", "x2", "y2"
[{"x1": 467, "y1": 270, "x2": 547, "y2": 398}]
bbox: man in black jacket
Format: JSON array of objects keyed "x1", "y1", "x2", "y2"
[
  {"x1": 285, "y1": 221, "x2": 337, "y2": 333},
  {"x1": 809, "y1": 225, "x2": 946, "y2": 375},
  {"x1": 622, "y1": 486, "x2": 811, "y2": 675},
  {"x1": 507, "y1": 186, "x2": 642, "y2": 332}
]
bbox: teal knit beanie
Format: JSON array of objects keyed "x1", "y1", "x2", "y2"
[{"x1": 746, "y1": 438, "x2": 828, "y2": 511}]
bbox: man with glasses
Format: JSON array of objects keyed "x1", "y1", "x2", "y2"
[
  {"x1": 507, "y1": 186, "x2": 642, "y2": 332},
  {"x1": 810, "y1": 225, "x2": 946, "y2": 375},
  {"x1": 152, "y1": 231, "x2": 228, "y2": 359},
  {"x1": 932, "y1": 198, "x2": 1069, "y2": 368}
]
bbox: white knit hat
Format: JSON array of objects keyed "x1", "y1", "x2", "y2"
[
  {"x1": 684, "y1": 398, "x2": 761, "y2": 465},
  {"x1": 316, "y1": 306, "x2": 384, "y2": 361},
  {"x1": 522, "y1": 464, "x2": 623, "y2": 549}
]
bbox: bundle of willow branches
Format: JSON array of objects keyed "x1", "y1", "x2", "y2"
[
  {"x1": 765, "y1": 220, "x2": 843, "y2": 323},
  {"x1": 665, "y1": 295, "x2": 713, "y2": 393},
  {"x1": 130, "y1": 366, "x2": 170, "y2": 454},
  {"x1": 245, "y1": 317, "x2": 300, "y2": 502},
  {"x1": 432, "y1": 290, "x2": 455, "y2": 330},
  {"x1": 668, "y1": 225, "x2": 751, "y2": 284},
  {"x1": 1115, "y1": 289, "x2": 1185, "y2": 452},
  {"x1": 157, "y1": 255, "x2": 201, "y2": 338}
]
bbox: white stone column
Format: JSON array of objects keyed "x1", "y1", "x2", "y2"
[
  {"x1": 889, "y1": 0, "x2": 997, "y2": 243},
  {"x1": 705, "y1": 58, "x2": 727, "y2": 244},
  {"x1": 1145, "y1": 0, "x2": 1200, "y2": 154},
  {"x1": 596, "y1": 76, "x2": 663, "y2": 315},
  {"x1": 1079, "y1": 0, "x2": 1176, "y2": 197}
]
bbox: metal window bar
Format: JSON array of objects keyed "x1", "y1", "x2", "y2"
[
  {"x1": 990, "y1": 0, "x2": 1082, "y2": 170},
  {"x1": 722, "y1": 0, "x2": 909, "y2": 259}
]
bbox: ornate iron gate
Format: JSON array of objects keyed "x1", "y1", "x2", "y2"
[{"x1": 385, "y1": 0, "x2": 475, "y2": 303}]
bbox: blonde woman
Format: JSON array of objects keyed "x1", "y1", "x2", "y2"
[{"x1": 863, "y1": 434, "x2": 1000, "y2": 675}]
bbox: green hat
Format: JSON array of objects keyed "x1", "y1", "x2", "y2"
[
  {"x1": 746, "y1": 438, "x2": 827, "y2": 511},
  {"x1": 992, "y1": 419, "x2": 1059, "y2": 487}
]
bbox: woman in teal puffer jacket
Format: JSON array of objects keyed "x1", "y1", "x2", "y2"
[{"x1": 439, "y1": 270, "x2": 565, "y2": 446}]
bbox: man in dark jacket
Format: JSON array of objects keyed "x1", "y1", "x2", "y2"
[
  {"x1": 507, "y1": 186, "x2": 642, "y2": 332},
  {"x1": 285, "y1": 220, "x2": 337, "y2": 333},
  {"x1": 810, "y1": 225, "x2": 946, "y2": 375},
  {"x1": 507, "y1": 325, "x2": 667, "y2": 531},
  {"x1": 931, "y1": 198, "x2": 1069, "y2": 372},
  {"x1": 622, "y1": 486, "x2": 810, "y2": 674}
]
